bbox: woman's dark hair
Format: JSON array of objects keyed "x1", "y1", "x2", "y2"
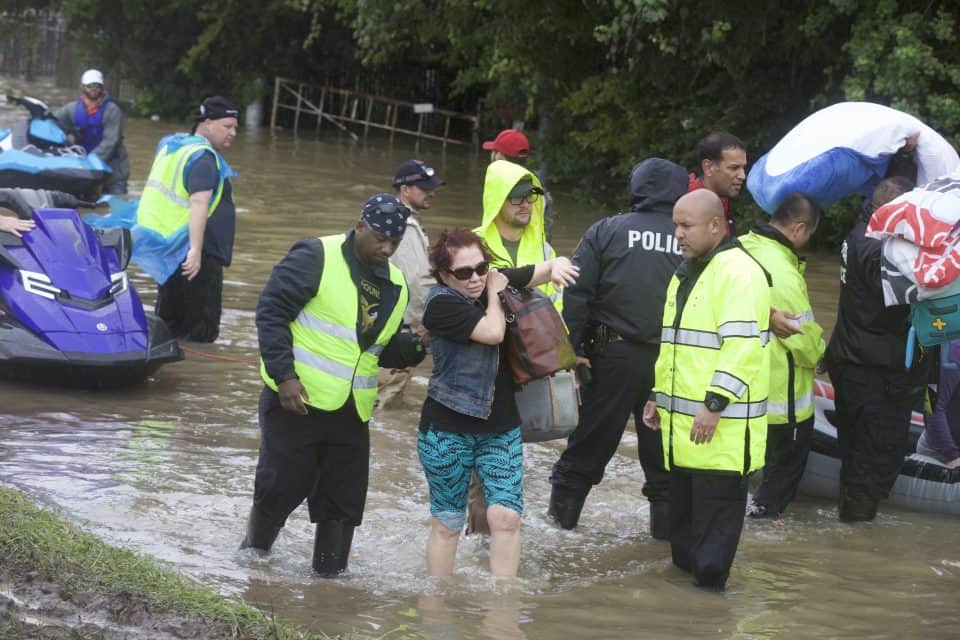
[{"x1": 429, "y1": 227, "x2": 491, "y2": 283}]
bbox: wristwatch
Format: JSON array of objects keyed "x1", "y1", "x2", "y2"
[{"x1": 704, "y1": 392, "x2": 727, "y2": 413}]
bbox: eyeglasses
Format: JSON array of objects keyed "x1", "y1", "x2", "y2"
[
  {"x1": 508, "y1": 192, "x2": 540, "y2": 206},
  {"x1": 447, "y1": 261, "x2": 490, "y2": 280},
  {"x1": 84, "y1": 83, "x2": 104, "y2": 89}
]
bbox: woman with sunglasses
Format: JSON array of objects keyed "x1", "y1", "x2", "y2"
[{"x1": 417, "y1": 227, "x2": 577, "y2": 578}]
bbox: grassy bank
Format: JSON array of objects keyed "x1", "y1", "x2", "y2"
[{"x1": 0, "y1": 485, "x2": 339, "y2": 639}]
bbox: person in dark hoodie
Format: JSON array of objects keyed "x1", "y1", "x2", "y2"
[
  {"x1": 824, "y1": 175, "x2": 929, "y2": 522},
  {"x1": 548, "y1": 157, "x2": 688, "y2": 539}
]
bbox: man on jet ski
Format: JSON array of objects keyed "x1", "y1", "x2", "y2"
[{"x1": 54, "y1": 69, "x2": 130, "y2": 195}]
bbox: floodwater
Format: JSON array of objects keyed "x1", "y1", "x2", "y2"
[{"x1": 1, "y1": 78, "x2": 958, "y2": 639}]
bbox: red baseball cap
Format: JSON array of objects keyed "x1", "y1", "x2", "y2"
[{"x1": 482, "y1": 129, "x2": 530, "y2": 158}]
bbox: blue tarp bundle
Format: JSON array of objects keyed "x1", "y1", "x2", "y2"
[
  {"x1": 84, "y1": 195, "x2": 189, "y2": 285},
  {"x1": 747, "y1": 102, "x2": 960, "y2": 214}
]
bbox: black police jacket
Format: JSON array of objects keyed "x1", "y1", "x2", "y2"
[
  {"x1": 562, "y1": 158, "x2": 687, "y2": 351},
  {"x1": 825, "y1": 217, "x2": 913, "y2": 371}
]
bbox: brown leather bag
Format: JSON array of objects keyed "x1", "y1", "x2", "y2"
[{"x1": 498, "y1": 285, "x2": 576, "y2": 384}]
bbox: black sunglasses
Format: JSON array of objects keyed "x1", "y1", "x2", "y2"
[
  {"x1": 447, "y1": 261, "x2": 490, "y2": 281},
  {"x1": 507, "y1": 192, "x2": 541, "y2": 206}
]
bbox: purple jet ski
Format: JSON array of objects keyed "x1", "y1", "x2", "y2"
[{"x1": 0, "y1": 188, "x2": 182, "y2": 388}]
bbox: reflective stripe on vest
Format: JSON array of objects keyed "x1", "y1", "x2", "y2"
[
  {"x1": 137, "y1": 139, "x2": 224, "y2": 238},
  {"x1": 661, "y1": 327, "x2": 721, "y2": 349},
  {"x1": 767, "y1": 390, "x2": 814, "y2": 417},
  {"x1": 718, "y1": 320, "x2": 761, "y2": 340},
  {"x1": 711, "y1": 370, "x2": 748, "y2": 398},
  {"x1": 260, "y1": 234, "x2": 407, "y2": 421},
  {"x1": 656, "y1": 392, "x2": 767, "y2": 419}
]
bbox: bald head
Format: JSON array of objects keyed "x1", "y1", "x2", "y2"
[
  {"x1": 673, "y1": 190, "x2": 727, "y2": 259},
  {"x1": 677, "y1": 189, "x2": 724, "y2": 220}
]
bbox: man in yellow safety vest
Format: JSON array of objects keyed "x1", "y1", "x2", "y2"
[
  {"x1": 241, "y1": 194, "x2": 426, "y2": 576},
  {"x1": 139, "y1": 96, "x2": 239, "y2": 342}
]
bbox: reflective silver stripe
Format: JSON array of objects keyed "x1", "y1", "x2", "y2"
[
  {"x1": 549, "y1": 292, "x2": 561, "y2": 303},
  {"x1": 767, "y1": 390, "x2": 814, "y2": 415},
  {"x1": 353, "y1": 375, "x2": 379, "y2": 389},
  {"x1": 543, "y1": 242, "x2": 552, "y2": 261},
  {"x1": 367, "y1": 344, "x2": 385, "y2": 356},
  {"x1": 761, "y1": 330, "x2": 771, "y2": 345},
  {"x1": 719, "y1": 400, "x2": 767, "y2": 419},
  {"x1": 655, "y1": 392, "x2": 766, "y2": 419},
  {"x1": 711, "y1": 371, "x2": 747, "y2": 397},
  {"x1": 718, "y1": 320, "x2": 760, "y2": 339},
  {"x1": 796, "y1": 309, "x2": 816, "y2": 324},
  {"x1": 295, "y1": 311, "x2": 357, "y2": 343},
  {"x1": 661, "y1": 327, "x2": 721, "y2": 349},
  {"x1": 293, "y1": 346, "x2": 354, "y2": 380},
  {"x1": 145, "y1": 178, "x2": 190, "y2": 208}
]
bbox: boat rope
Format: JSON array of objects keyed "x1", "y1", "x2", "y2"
[{"x1": 177, "y1": 342, "x2": 258, "y2": 365}]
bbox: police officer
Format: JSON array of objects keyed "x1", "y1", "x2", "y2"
[
  {"x1": 549, "y1": 158, "x2": 688, "y2": 538},
  {"x1": 642, "y1": 189, "x2": 770, "y2": 590},
  {"x1": 241, "y1": 194, "x2": 426, "y2": 576},
  {"x1": 824, "y1": 176, "x2": 928, "y2": 521},
  {"x1": 740, "y1": 193, "x2": 825, "y2": 518}
]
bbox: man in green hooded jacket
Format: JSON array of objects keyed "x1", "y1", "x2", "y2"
[{"x1": 474, "y1": 160, "x2": 561, "y2": 310}]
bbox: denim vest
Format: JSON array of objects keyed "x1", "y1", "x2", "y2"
[{"x1": 425, "y1": 284, "x2": 500, "y2": 419}]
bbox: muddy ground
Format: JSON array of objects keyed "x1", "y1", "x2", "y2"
[{"x1": 0, "y1": 570, "x2": 238, "y2": 640}]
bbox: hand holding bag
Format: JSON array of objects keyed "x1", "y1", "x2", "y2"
[{"x1": 498, "y1": 285, "x2": 576, "y2": 384}]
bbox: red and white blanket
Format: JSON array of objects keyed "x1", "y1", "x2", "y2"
[{"x1": 867, "y1": 173, "x2": 960, "y2": 304}]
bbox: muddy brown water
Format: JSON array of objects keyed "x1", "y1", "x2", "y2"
[{"x1": 0, "y1": 78, "x2": 958, "y2": 639}]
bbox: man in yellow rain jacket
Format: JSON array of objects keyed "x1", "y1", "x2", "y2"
[
  {"x1": 643, "y1": 189, "x2": 770, "y2": 590},
  {"x1": 475, "y1": 159, "x2": 561, "y2": 310},
  {"x1": 740, "y1": 193, "x2": 825, "y2": 518}
]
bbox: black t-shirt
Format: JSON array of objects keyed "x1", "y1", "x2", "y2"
[
  {"x1": 186, "y1": 151, "x2": 235, "y2": 266},
  {"x1": 355, "y1": 261, "x2": 384, "y2": 347},
  {"x1": 419, "y1": 265, "x2": 535, "y2": 434}
]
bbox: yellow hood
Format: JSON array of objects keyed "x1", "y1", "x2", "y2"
[{"x1": 476, "y1": 160, "x2": 546, "y2": 267}]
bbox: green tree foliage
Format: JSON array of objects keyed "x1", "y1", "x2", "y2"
[
  {"x1": 60, "y1": 0, "x2": 362, "y2": 118},
  {"x1": 53, "y1": 0, "x2": 960, "y2": 239}
]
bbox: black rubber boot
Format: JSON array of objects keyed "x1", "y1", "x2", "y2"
[
  {"x1": 649, "y1": 501, "x2": 670, "y2": 540},
  {"x1": 838, "y1": 484, "x2": 879, "y2": 522},
  {"x1": 312, "y1": 520, "x2": 355, "y2": 577},
  {"x1": 239, "y1": 506, "x2": 281, "y2": 554},
  {"x1": 547, "y1": 486, "x2": 587, "y2": 530}
]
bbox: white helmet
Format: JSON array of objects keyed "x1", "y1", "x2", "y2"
[{"x1": 81, "y1": 69, "x2": 104, "y2": 86}]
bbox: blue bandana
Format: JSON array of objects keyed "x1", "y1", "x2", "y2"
[{"x1": 360, "y1": 194, "x2": 410, "y2": 238}]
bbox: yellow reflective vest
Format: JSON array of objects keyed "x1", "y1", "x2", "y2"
[
  {"x1": 475, "y1": 160, "x2": 561, "y2": 310},
  {"x1": 259, "y1": 234, "x2": 408, "y2": 421},
  {"x1": 740, "y1": 227, "x2": 825, "y2": 425},
  {"x1": 136, "y1": 135, "x2": 225, "y2": 238},
  {"x1": 654, "y1": 242, "x2": 771, "y2": 474}
]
